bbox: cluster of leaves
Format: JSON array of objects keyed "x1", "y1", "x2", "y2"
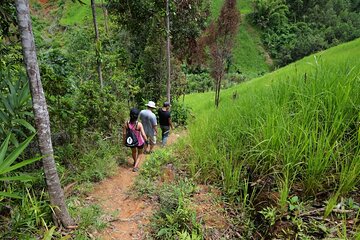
[
  {"x1": 0, "y1": 2, "x2": 17, "y2": 37},
  {"x1": 107, "y1": 0, "x2": 210, "y2": 104},
  {"x1": 186, "y1": 72, "x2": 213, "y2": 93},
  {"x1": 250, "y1": 0, "x2": 360, "y2": 66},
  {"x1": 36, "y1": 24, "x2": 129, "y2": 142},
  {"x1": 170, "y1": 100, "x2": 192, "y2": 126},
  {"x1": 0, "y1": 70, "x2": 34, "y2": 145},
  {"x1": 0, "y1": 2, "x2": 130, "y2": 237},
  {"x1": 151, "y1": 180, "x2": 202, "y2": 239}
]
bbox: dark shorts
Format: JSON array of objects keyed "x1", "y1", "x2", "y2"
[{"x1": 131, "y1": 144, "x2": 144, "y2": 149}]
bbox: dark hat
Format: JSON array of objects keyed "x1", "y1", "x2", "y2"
[
  {"x1": 130, "y1": 108, "x2": 140, "y2": 118},
  {"x1": 163, "y1": 101, "x2": 171, "y2": 107}
]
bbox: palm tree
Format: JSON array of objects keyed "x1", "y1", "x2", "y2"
[{"x1": 15, "y1": 0, "x2": 75, "y2": 228}]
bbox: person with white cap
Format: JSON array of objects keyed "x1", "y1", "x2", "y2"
[{"x1": 139, "y1": 101, "x2": 158, "y2": 153}]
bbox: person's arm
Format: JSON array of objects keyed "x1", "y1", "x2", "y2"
[
  {"x1": 138, "y1": 122, "x2": 148, "y2": 143},
  {"x1": 153, "y1": 124, "x2": 157, "y2": 135},
  {"x1": 168, "y1": 117, "x2": 174, "y2": 130},
  {"x1": 122, "y1": 122, "x2": 127, "y2": 144},
  {"x1": 151, "y1": 115, "x2": 158, "y2": 135}
]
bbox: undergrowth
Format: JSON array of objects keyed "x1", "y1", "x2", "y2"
[
  {"x1": 134, "y1": 147, "x2": 203, "y2": 239},
  {"x1": 184, "y1": 38, "x2": 360, "y2": 238}
]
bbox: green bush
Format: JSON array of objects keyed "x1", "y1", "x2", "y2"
[
  {"x1": 171, "y1": 100, "x2": 192, "y2": 126},
  {"x1": 186, "y1": 73, "x2": 213, "y2": 93},
  {"x1": 251, "y1": 0, "x2": 360, "y2": 66},
  {"x1": 150, "y1": 180, "x2": 202, "y2": 239}
]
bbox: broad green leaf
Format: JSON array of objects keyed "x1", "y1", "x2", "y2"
[
  {"x1": 12, "y1": 119, "x2": 36, "y2": 133},
  {"x1": 0, "y1": 134, "x2": 35, "y2": 171},
  {"x1": 9, "y1": 134, "x2": 19, "y2": 147},
  {"x1": 2, "y1": 97, "x2": 14, "y2": 115},
  {"x1": 0, "y1": 191, "x2": 22, "y2": 199},
  {"x1": 19, "y1": 85, "x2": 31, "y2": 105},
  {"x1": 0, "y1": 111, "x2": 8, "y2": 122},
  {"x1": 42, "y1": 226, "x2": 56, "y2": 240},
  {"x1": 0, "y1": 134, "x2": 11, "y2": 164},
  {"x1": 6, "y1": 79, "x2": 16, "y2": 95},
  {"x1": 0, "y1": 156, "x2": 41, "y2": 175},
  {"x1": 0, "y1": 175, "x2": 35, "y2": 182}
]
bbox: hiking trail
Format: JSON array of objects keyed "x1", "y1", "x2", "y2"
[{"x1": 89, "y1": 132, "x2": 182, "y2": 240}]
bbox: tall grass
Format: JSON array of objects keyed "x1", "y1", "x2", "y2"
[
  {"x1": 59, "y1": 0, "x2": 104, "y2": 26},
  {"x1": 185, "y1": 38, "x2": 360, "y2": 203}
]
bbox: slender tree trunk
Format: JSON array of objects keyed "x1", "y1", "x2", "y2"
[
  {"x1": 15, "y1": 0, "x2": 75, "y2": 228},
  {"x1": 166, "y1": 0, "x2": 171, "y2": 103},
  {"x1": 91, "y1": 0, "x2": 104, "y2": 88},
  {"x1": 100, "y1": 0, "x2": 109, "y2": 34}
]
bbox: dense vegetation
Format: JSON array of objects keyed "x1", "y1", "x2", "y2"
[
  {"x1": 250, "y1": 0, "x2": 360, "y2": 66},
  {"x1": 185, "y1": 38, "x2": 360, "y2": 238},
  {"x1": 1, "y1": 0, "x2": 359, "y2": 238}
]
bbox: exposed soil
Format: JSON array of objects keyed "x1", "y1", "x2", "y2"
[
  {"x1": 193, "y1": 185, "x2": 229, "y2": 239},
  {"x1": 89, "y1": 132, "x2": 182, "y2": 240}
]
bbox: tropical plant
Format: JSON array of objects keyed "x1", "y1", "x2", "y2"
[
  {"x1": 0, "y1": 134, "x2": 40, "y2": 199},
  {"x1": 0, "y1": 71, "x2": 34, "y2": 145}
]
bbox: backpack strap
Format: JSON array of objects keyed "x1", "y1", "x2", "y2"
[{"x1": 128, "y1": 121, "x2": 138, "y2": 131}]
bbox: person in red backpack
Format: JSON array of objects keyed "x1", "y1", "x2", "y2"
[{"x1": 123, "y1": 108, "x2": 148, "y2": 172}]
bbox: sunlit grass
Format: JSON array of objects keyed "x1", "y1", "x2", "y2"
[
  {"x1": 60, "y1": 0, "x2": 104, "y2": 26},
  {"x1": 185, "y1": 38, "x2": 360, "y2": 203}
]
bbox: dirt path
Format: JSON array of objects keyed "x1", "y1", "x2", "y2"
[{"x1": 90, "y1": 132, "x2": 181, "y2": 240}]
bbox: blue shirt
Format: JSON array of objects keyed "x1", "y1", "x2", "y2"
[{"x1": 139, "y1": 109, "x2": 157, "y2": 136}]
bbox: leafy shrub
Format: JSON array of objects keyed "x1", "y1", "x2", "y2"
[
  {"x1": 75, "y1": 81, "x2": 126, "y2": 135},
  {"x1": 171, "y1": 100, "x2": 192, "y2": 126},
  {"x1": 0, "y1": 70, "x2": 34, "y2": 144},
  {"x1": 251, "y1": 0, "x2": 289, "y2": 29},
  {"x1": 186, "y1": 73, "x2": 213, "y2": 94},
  {"x1": 251, "y1": 0, "x2": 360, "y2": 66},
  {"x1": 1, "y1": 188, "x2": 52, "y2": 239},
  {"x1": 150, "y1": 180, "x2": 202, "y2": 239}
]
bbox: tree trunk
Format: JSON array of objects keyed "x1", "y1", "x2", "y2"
[
  {"x1": 215, "y1": 77, "x2": 221, "y2": 108},
  {"x1": 100, "y1": 0, "x2": 109, "y2": 35},
  {"x1": 15, "y1": 0, "x2": 75, "y2": 228},
  {"x1": 166, "y1": 0, "x2": 171, "y2": 103},
  {"x1": 91, "y1": 0, "x2": 104, "y2": 88}
]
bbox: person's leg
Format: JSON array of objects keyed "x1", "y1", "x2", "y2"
[
  {"x1": 149, "y1": 135, "x2": 156, "y2": 152},
  {"x1": 161, "y1": 126, "x2": 170, "y2": 146},
  {"x1": 131, "y1": 147, "x2": 137, "y2": 166},
  {"x1": 134, "y1": 147, "x2": 143, "y2": 169},
  {"x1": 160, "y1": 126, "x2": 165, "y2": 146},
  {"x1": 144, "y1": 135, "x2": 150, "y2": 153}
]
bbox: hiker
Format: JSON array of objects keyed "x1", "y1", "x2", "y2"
[
  {"x1": 123, "y1": 108, "x2": 148, "y2": 172},
  {"x1": 139, "y1": 101, "x2": 158, "y2": 154},
  {"x1": 158, "y1": 101, "x2": 174, "y2": 146}
]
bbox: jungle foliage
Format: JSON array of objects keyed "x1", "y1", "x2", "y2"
[
  {"x1": 250, "y1": 0, "x2": 360, "y2": 66},
  {"x1": 1, "y1": 0, "x2": 360, "y2": 238}
]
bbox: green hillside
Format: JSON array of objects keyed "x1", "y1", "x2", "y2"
[
  {"x1": 59, "y1": 0, "x2": 104, "y2": 26},
  {"x1": 210, "y1": 0, "x2": 270, "y2": 79},
  {"x1": 184, "y1": 38, "x2": 360, "y2": 237}
]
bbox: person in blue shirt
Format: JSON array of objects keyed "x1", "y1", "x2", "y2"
[{"x1": 139, "y1": 101, "x2": 158, "y2": 153}]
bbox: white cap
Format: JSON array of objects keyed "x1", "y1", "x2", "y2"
[{"x1": 146, "y1": 101, "x2": 156, "y2": 109}]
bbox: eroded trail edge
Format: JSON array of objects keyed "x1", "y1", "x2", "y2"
[{"x1": 90, "y1": 133, "x2": 181, "y2": 240}]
